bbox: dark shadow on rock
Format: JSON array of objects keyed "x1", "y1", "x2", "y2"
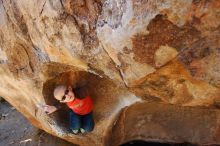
[{"x1": 120, "y1": 140, "x2": 197, "y2": 146}]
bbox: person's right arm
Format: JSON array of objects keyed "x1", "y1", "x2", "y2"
[{"x1": 42, "y1": 105, "x2": 58, "y2": 114}]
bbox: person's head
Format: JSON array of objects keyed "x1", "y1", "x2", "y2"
[{"x1": 53, "y1": 85, "x2": 75, "y2": 103}]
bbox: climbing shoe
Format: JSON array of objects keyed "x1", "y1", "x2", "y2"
[
  {"x1": 80, "y1": 128, "x2": 85, "y2": 133},
  {"x1": 71, "y1": 129, "x2": 79, "y2": 134}
]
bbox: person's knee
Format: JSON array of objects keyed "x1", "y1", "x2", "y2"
[
  {"x1": 82, "y1": 112, "x2": 95, "y2": 132},
  {"x1": 69, "y1": 112, "x2": 81, "y2": 130}
]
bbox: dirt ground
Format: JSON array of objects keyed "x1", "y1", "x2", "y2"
[{"x1": 0, "y1": 99, "x2": 74, "y2": 146}]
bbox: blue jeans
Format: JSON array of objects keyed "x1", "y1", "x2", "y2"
[{"x1": 69, "y1": 110, "x2": 94, "y2": 132}]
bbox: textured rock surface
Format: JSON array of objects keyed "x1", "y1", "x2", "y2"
[{"x1": 0, "y1": 0, "x2": 220, "y2": 146}]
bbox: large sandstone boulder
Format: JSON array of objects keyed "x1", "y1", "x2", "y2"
[{"x1": 0, "y1": 0, "x2": 220, "y2": 145}]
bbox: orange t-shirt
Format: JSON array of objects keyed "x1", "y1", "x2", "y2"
[{"x1": 66, "y1": 96, "x2": 93, "y2": 115}]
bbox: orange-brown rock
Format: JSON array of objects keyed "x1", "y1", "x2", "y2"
[{"x1": 0, "y1": 0, "x2": 220, "y2": 146}]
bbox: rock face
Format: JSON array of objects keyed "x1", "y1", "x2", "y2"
[{"x1": 0, "y1": 0, "x2": 220, "y2": 146}]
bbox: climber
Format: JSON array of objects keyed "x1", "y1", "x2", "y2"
[{"x1": 42, "y1": 85, "x2": 94, "y2": 134}]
